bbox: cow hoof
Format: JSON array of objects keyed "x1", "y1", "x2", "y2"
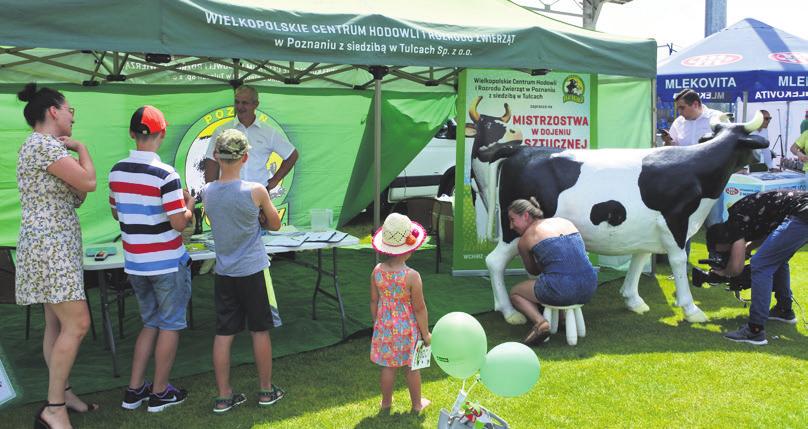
[
  {"x1": 684, "y1": 310, "x2": 708, "y2": 323},
  {"x1": 626, "y1": 299, "x2": 650, "y2": 314},
  {"x1": 504, "y1": 311, "x2": 527, "y2": 325}
]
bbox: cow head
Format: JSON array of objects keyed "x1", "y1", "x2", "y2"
[
  {"x1": 702, "y1": 111, "x2": 770, "y2": 170},
  {"x1": 465, "y1": 96, "x2": 524, "y2": 162}
]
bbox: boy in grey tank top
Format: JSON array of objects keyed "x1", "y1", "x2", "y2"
[{"x1": 201, "y1": 128, "x2": 286, "y2": 413}]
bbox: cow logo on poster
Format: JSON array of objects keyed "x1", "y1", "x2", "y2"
[
  {"x1": 174, "y1": 107, "x2": 294, "y2": 226},
  {"x1": 562, "y1": 75, "x2": 585, "y2": 104}
]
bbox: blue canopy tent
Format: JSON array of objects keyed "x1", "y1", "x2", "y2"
[
  {"x1": 657, "y1": 18, "x2": 808, "y2": 155},
  {"x1": 658, "y1": 18, "x2": 807, "y2": 104}
]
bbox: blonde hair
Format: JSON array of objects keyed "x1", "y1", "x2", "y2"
[{"x1": 508, "y1": 197, "x2": 543, "y2": 219}]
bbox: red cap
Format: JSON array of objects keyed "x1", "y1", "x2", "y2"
[{"x1": 130, "y1": 105, "x2": 167, "y2": 135}]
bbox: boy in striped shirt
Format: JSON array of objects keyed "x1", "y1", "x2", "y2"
[{"x1": 109, "y1": 106, "x2": 194, "y2": 412}]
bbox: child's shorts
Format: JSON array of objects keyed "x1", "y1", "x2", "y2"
[
  {"x1": 214, "y1": 268, "x2": 277, "y2": 335},
  {"x1": 129, "y1": 261, "x2": 192, "y2": 331}
]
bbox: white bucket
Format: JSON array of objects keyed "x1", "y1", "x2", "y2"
[{"x1": 310, "y1": 208, "x2": 333, "y2": 232}]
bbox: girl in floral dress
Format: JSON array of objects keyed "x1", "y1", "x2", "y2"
[{"x1": 370, "y1": 213, "x2": 431, "y2": 413}]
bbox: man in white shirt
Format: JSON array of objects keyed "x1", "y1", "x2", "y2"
[
  {"x1": 751, "y1": 110, "x2": 773, "y2": 169},
  {"x1": 661, "y1": 89, "x2": 722, "y2": 147},
  {"x1": 204, "y1": 85, "x2": 298, "y2": 193}
]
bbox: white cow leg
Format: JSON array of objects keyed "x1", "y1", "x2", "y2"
[
  {"x1": 667, "y1": 246, "x2": 708, "y2": 323},
  {"x1": 474, "y1": 198, "x2": 489, "y2": 240},
  {"x1": 620, "y1": 253, "x2": 651, "y2": 314},
  {"x1": 485, "y1": 240, "x2": 526, "y2": 325}
]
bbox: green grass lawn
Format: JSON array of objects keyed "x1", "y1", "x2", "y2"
[{"x1": 2, "y1": 226, "x2": 807, "y2": 428}]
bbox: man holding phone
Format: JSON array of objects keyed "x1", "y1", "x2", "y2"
[{"x1": 661, "y1": 89, "x2": 722, "y2": 147}]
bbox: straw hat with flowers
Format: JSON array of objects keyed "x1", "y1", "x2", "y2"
[{"x1": 371, "y1": 213, "x2": 427, "y2": 256}]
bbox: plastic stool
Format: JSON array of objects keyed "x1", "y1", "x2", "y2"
[{"x1": 542, "y1": 304, "x2": 585, "y2": 346}]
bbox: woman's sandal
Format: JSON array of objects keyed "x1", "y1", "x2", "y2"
[
  {"x1": 523, "y1": 320, "x2": 551, "y2": 345},
  {"x1": 213, "y1": 392, "x2": 247, "y2": 414},
  {"x1": 65, "y1": 385, "x2": 100, "y2": 413},
  {"x1": 258, "y1": 385, "x2": 286, "y2": 406},
  {"x1": 34, "y1": 402, "x2": 65, "y2": 429}
]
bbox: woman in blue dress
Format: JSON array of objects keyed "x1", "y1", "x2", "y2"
[{"x1": 507, "y1": 197, "x2": 598, "y2": 345}]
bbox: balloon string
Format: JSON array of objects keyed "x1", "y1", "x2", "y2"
[{"x1": 463, "y1": 374, "x2": 480, "y2": 395}]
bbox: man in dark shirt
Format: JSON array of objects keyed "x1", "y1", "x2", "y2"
[{"x1": 706, "y1": 190, "x2": 808, "y2": 345}]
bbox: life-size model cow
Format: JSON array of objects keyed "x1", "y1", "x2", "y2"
[{"x1": 483, "y1": 112, "x2": 768, "y2": 325}]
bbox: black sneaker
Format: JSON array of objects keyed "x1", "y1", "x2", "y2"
[
  {"x1": 257, "y1": 385, "x2": 285, "y2": 407},
  {"x1": 121, "y1": 381, "x2": 152, "y2": 410},
  {"x1": 724, "y1": 324, "x2": 768, "y2": 346},
  {"x1": 768, "y1": 306, "x2": 797, "y2": 324},
  {"x1": 147, "y1": 384, "x2": 188, "y2": 413}
]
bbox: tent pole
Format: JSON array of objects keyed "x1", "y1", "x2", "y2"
[
  {"x1": 742, "y1": 91, "x2": 748, "y2": 121},
  {"x1": 374, "y1": 77, "x2": 382, "y2": 234},
  {"x1": 369, "y1": 66, "x2": 388, "y2": 263},
  {"x1": 652, "y1": 78, "x2": 658, "y2": 147}
]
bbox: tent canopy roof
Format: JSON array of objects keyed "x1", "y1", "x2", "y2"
[
  {"x1": 657, "y1": 18, "x2": 808, "y2": 102},
  {"x1": 1, "y1": 0, "x2": 656, "y2": 88}
]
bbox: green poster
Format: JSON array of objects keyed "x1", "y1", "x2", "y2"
[{"x1": 453, "y1": 69, "x2": 593, "y2": 273}]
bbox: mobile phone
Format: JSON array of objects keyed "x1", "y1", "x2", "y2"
[{"x1": 658, "y1": 128, "x2": 670, "y2": 135}]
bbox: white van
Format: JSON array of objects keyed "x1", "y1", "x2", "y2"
[{"x1": 386, "y1": 120, "x2": 456, "y2": 203}]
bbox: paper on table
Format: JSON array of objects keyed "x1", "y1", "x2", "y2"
[
  {"x1": 264, "y1": 234, "x2": 305, "y2": 247},
  {"x1": 410, "y1": 340, "x2": 431, "y2": 370},
  {"x1": 305, "y1": 231, "x2": 335, "y2": 242}
]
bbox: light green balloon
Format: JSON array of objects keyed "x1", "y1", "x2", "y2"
[
  {"x1": 480, "y1": 342, "x2": 540, "y2": 397},
  {"x1": 431, "y1": 312, "x2": 487, "y2": 379}
]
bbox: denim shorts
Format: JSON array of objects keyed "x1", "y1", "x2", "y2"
[
  {"x1": 129, "y1": 262, "x2": 192, "y2": 330},
  {"x1": 533, "y1": 273, "x2": 596, "y2": 306}
]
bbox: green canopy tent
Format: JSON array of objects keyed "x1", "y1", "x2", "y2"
[{"x1": 0, "y1": 0, "x2": 657, "y2": 249}]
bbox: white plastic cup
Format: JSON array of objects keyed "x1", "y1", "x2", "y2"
[{"x1": 310, "y1": 208, "x2": 333, "y2": 232}]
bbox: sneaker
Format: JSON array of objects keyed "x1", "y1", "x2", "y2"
[
  {"x1": 257, "y1": 385, "x2": 285, "y2": 406},
  {"x1": 724, "y1": 325, "x2": 768, "y2": 346},
  {"x1": 768, "y1": 306, "x2": 797, "y2": 324},
  {"x1": 121, "y1": 381, "x2": 152, "y2": 410},
  {"x1": 147, "y1": 384, "x2": 188, "y2": 413}
]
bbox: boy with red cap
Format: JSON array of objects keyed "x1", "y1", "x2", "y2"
[{"x1": 109, "y1": 106, "x2": 194, "y2": 412}]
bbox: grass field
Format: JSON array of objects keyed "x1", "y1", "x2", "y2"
[{"x1": 2, "y1": 223, "x2": 807, "y2": 428}]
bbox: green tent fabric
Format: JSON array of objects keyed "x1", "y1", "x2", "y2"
[
  {"x1": 0, "y1": 0, "x2": 657, "y2": 248},
  {"x1": 0, "y1": 0, "x2": 656, "y2": 77},
  {"x1": 0, "y1": 86, "x2": 454, "y2": 246}
]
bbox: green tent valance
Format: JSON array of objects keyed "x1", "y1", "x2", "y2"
[{"x1": 1, "y1": 0, "x2": 656, "y2": 79}]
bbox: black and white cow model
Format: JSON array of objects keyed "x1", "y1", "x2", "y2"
[{"x1": 485, "y1": 112, "x2": 769, "y2": 325}]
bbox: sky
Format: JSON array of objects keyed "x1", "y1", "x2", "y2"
[{"x1": 518, "y1": 0, "x2": 806, "y2": 60}]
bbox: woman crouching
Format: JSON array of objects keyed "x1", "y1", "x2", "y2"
[{"x1": 507, "y1": 197, "x2": 597, "y2": 345}]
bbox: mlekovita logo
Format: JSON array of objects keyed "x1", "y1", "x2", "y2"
[
  {"x1": 681, "y1": 54, "x2": 743, "y2": 67},
  {"x1": 174, "y1": 106, "x2": 294, "y2": 225},
  {"x1": 768, "y1": 52, "x2": 808, "y2": 65}
]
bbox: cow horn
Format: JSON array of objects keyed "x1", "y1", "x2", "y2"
[
  {"x1": 469, "y1": 96, "x2": 482, "y2": 122},
  {"x1": 501, "y1": 103, "x2": 512, "y2": 123},
  {"x1": 709, "y1": 111, "x2": 731, "y2": 131},
  {"x1": 743, "y1": 111, "x2": 764, "y2": 133}
]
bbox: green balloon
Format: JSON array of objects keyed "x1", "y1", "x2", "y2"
[
  {"x1": 480, "y1": 342, "x2": 540, "y2": 397},
  {"x1": 431, "y1": 312, "x2": 487, "y2": 379}
]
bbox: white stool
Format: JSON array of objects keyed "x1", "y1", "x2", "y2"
[{"x1": 542, "y1": 304, "x2": 585, "y2": 346}]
